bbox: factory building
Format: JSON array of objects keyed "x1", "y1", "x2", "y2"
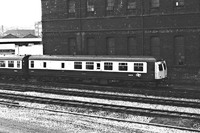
[{"x1": 41, "y1": 0, "x2": 200, "y2": 82}]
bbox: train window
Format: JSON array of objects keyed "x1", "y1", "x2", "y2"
[
  {"x1": 0, "y1": 61, "x2": 5, "y2": 67},
  {"x1": 43, "y1": 62, "x2": 47, "y2": 68},
  {"x1": 31, "y1": 61, "x2": 34, "y2": 68},
  {"x1": 134, "y1": 63, "x2": 143, "y2": 71},
  {"x1": 159, "y1": 64, "x2": 163, "y2": 71},
  {"x1": 17, "y1": 61, "x2": 20, "y2": 68},
  {"x1": 61, "y1": 63, "x2": 65, "y2": 68},
  {"x1": 163, "y1": 63, "x2": 167, "y2": 70},
  {"x1": 8, "y1": 61, "x2": 14, "y2": 68},
  {"x1": 74, "y1": 62, "x2": 82, "y2": 69},
  {"x1": 86, "y1": 62, "x2": 94, "y2": 70},
  {"x1": 97, "y1": 63, "x2": 100, "y2": 69},
  {"x1": 119, "y1": 63, "x2": 128, "y2": 71},
  {"x1": 104, "y1": 62, "x2": 113, "y2": 70}
]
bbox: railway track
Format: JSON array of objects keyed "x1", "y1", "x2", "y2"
[
  {"x1": 0, "y1": 96, "x2": 199, "y2": 133},
  {"x1": 0, "y1": 81, "x2": 200, "y2": 100},
  {"x1": 0, "y1": 91, "x2": 199, "y2": 120},
  {"x1": 0, "y1": 83, "x2": 200, "y2": 110}
]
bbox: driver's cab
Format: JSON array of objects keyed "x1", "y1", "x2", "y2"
[{"x1": 155, "y1": 61, "x2": 167, "y2": 79}]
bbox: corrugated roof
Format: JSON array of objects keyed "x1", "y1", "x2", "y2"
[
  {"x1": 0, "y1": 55, "x2": 25, "y2": 60},
  {"x1": 0, "y1": 38, "x2": 42, "y2": 43}
]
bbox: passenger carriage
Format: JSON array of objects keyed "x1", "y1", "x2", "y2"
[
  {"x1": 0, "y1": 55, "x2": 29, "y2": 80},
  {"x1": 28, "y1": 55, "x2": 167, "y2": 85}
]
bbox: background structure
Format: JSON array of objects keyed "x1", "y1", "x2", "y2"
[{"x1": 41, "y1": 0, "x2": 200, "y2": 83}]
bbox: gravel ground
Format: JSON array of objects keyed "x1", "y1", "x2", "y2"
[
  {"x1": 0, "y1": 88, "x2": 199, "y2": 132},
  {"x1": 0, "y1": 102, "x2": 198, "y2": 133}
]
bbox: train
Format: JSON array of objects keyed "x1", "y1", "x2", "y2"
[{"x1": 0, "y1": 55, "x2": 167, "y2": 86}]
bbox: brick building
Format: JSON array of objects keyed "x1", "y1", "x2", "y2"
[{"x1": 41, "y1": 0, "x2": 200, "y2": 83}]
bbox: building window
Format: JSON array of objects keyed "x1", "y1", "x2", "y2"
[
  {"x1": 86, "y1": 62, "x2": 94, "y2": 70},
  {"x1": 106, "y1": 37, "x2": 115, "y2": 55},
  {"x1": 74, "y1": 62, "x2": 82, "y2": 69},
  {"x1": 0, "y1": 61, "x2": 5, "y2": 67},
  {"x1": 87, "y1": 0, "x2": 95, "y2": 12},
  {"x1": 175, "y1": 0, "x2": 184, "y2": 7},
  {"x1": 134, "y1": 63, "x2": 143, "y2": 71},
  {"x1": 31, "y1": 61, "x2": 34, "y2": 68},
  {"x1": 104, "y1": 62, "x2": 113, "y2": 70},
  {"x1": 68, "y1": 0, "x2": 75, "y2": 13},
  {"x1": 8, "y1": 61, "x2": 14, "y2": 68},
  {"x1": 150, "y1": 37, "x2": 161, "y2": 58},
  {"x1": 151, "y1": 0, "x2": 160, "y2": 8},
  {"x1": 17, "y1": 61, "x2": 20, "y2": 68},
  {"x1": 128, "y1": 37, "x2": 137, "y2": 55},
  {"x1": 174, "y1": 36, "x2": 185, "y2": 65},
  {"x1": 86, "y1": 38, "x2": 95, "y2": 55},
  {"x1": 127, "y1": 0, "x2": 136, "y2": 10},
  {"x1": 106, "y1": 0, "x2": 115, "y2": 11}
]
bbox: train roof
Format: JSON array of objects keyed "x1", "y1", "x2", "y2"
[
  {"x1": 0, "y1": 55, "x2": 25, "y2": 60},
  {"x1": 29, "y1": 55, "x2": 158, "y2": 62}
]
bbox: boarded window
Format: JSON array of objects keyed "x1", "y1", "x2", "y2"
[
  {"x1": 134, "y1": 63, "x2": 143, "y2": 71},
  {"x1": 68, "y1": 0, "x2": 75, "y2": 13},
  {"x1": 119, "y1": 63, "x2": 128, "y2": 71},
  {"x1": 0, "y1": 61, "x2": 5, "y2": 67},
  {"x1": 175, "y1": 0, "x2": 184, "y2": 7},
  {"x1": 74, "y1": 62, "x2": 82, "y2": 69},
  {"x1": 151, "y1": 0, "x2": 160, "y2": 8},
  {"x1": 150, "y1": 37, "x2": 160, "y2": 58},
  {"x1": 104, "y1": 62, "x2": 113, "y2": 70},
  {"x1": 87, "y1": 38, "x2": 95, "y2": 55},
  {"x1": 69, "y1": 38, "x2": 76, "y2": 55},
  {"x1": 86, "y1": 62, "x2": 94, "y2": 70},
  {"x1": 127, "y1": 0, "x2": 136, "y2": 10},
  {"x1": 174, "y1": 36, "x2": 185, "y2": 65},
  {"x1": 107, "y1": 37, "x2": 115, "y2": 55},
  {"x1": 8, "y1": 61, "x2": 14, "y2": 68},
  {"x1": 128, "y1": 37, "x2": 137, "y2": 55}
]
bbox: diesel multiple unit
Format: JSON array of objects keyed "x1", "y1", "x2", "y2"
[{"x1": 0, "y1": 55, "x2": 167, "y2": 85}]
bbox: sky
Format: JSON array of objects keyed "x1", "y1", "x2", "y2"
[{"x1": 0, "y1": 0, "x2": 41, "y2": 29}]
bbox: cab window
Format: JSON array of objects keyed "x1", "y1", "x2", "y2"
[
  {"x1": 159, "y1": 64, "x2": 163, "y2": 71},
  {"x1": 163, "y1": 63, "x2": 167, "y2": 70}
]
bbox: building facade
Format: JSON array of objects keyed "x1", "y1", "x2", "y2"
[{"x1": 42, "y1": 0, "x2": 200, "y2": 68}]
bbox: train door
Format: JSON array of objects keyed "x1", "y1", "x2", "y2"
[
  {"x1": 155, "y1": 62, "x2": 165, "y2": 79},
  {"x1": 163, "y1": 61, "x2": 167, "y2": 77},
  {"x1": 96, "y1": 62, "x2": 101, "y2": 71}
]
